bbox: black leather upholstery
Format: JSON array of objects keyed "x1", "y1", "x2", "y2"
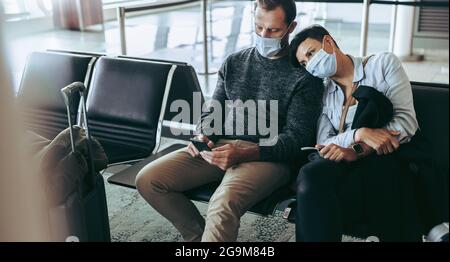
[
  {"x1": 86, "y1": 57, "x2": 174, "y2": 163},
  {"x1": 185, "y1": 181, "x2": 294, "y2": 215},
  {"x1": 346, "y1": 83, "x2": 449, "y2": 238},
  {"x1": 107, "y1": 143, "x2": 187, "y2": 187},
  {"x1": 411, "y1": 82, "x2": 449, "y2": 222},
  {"x1": 17, "y1": 52, "x2": 94, "y2": 139},
  {"x1": 411, "y1": 82, "x2": 449, "y2": 177},
  {"x1": 115, "y1": 56, "x2": 205, "y2": 142}
]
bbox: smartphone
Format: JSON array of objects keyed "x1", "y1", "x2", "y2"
[{"x1": 190, "y1": 137, "x2": 211, "y2": 152}]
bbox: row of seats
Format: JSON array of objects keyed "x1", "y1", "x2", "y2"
[
  {"x1": 17, "y1": 50, "x2": 449, "y2": 239},
  {"x1": 18, "y1": 51, "x2": 201, "y2": 163}
]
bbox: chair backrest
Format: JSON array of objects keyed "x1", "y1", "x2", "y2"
[
  {"x1": 46, "y1": 49, "x2": 106, "y2": 58},
  {"x1": 117, "y1": 56, "x2": 205, "y2": 142},
  {"x1": 411, "y1": 82, "x2": 449, "y2": 176},
  {"x1": 85, "y1": 57, "x2": 176, "y2": 164},
  {"x1": 161, "y1": 63, "x2": 205, "y2": 141},
  {"x1": 17, "y1": 51, "x2": 95, "y2": 139}
]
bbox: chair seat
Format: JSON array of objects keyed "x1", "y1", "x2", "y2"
[
  {"x1": 107, "y1": 144, "x2": 186, "y2": 187},
  {"x1": 185, "y1": 182, "x2": 295, "y2": 216},
  {"x1": 108, "y1": 143, "x2": 296, "y2": 216},
  {"x1": 101, "y1": 141, "x2": 153, "y2": 164}
]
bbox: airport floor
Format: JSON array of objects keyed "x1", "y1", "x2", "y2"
[
  {"x1": 4, "y1": 1, "x2": 448, "y2": 242},
  {"x1": 103, "y1": 169, "x2": 300, "y2": 242}
]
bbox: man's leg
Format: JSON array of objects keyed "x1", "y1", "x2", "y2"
[
  {"x1": 202, "y1": 141, "x2": 291, "y2": 242},
  {"x1": 135, "y1": 147, "x2": 224, "y2": 242}
]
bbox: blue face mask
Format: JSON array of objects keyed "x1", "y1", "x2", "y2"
[
  {"x1": 254, "y1": 24, "x2": 291, "y2": 58},
  {"x1": 305, "y1": 46, "x2": 337, "y2": 78}
]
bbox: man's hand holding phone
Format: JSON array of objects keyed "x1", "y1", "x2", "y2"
[{"x1": 187, "y1": 134, "x2": 215, "y2": 158}]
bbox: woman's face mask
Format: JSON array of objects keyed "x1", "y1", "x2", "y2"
[
  {"x1": 254, "y1": 24, "x2": 291, "y2": 58},
  {"x1": 305, "y1": 41, "x2": 337, "y2": 79}
]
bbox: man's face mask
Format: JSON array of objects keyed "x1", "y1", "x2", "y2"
[
  {"x1": 305, "y1": 40, "x2": 337, "y2": 78},
  {"x1": 254, "y1": 23, "x2": 291, "y2": 58}
]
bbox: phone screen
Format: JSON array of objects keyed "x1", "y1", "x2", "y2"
[{"x1": 190, "y1": 138, "x2": 211, "y2": 152}]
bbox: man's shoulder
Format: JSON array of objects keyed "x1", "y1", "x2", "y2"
[{"x1": 224, "y1": 47, "x2": 256, "y2": 63}]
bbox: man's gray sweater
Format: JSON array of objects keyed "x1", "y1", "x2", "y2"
[{"x1": 198, "y1": 47, "x2": 324, "y2": 162}]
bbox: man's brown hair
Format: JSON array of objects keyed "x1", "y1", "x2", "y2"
[{"x1": 255, "y1": 0, "x2": 297, "y2": 25}]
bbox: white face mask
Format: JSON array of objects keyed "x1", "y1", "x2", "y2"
[
  {"x1": 305, "y1": 44, "x2": 337, "y2": 78},
  {"x1": 254, "y1": 24, "x2": 291, "y2": 58}
]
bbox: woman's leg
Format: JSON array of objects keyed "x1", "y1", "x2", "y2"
[
  {"x1": 296, "y1": 158, "x2": 348, "y2": 242},
  {"x1": 357, "y1": 153, "x2": 422, "y2": 242}
]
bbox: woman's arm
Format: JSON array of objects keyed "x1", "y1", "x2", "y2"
[
  {"x1": 381, "y1": 53, "x2": 419, "y2": 143},
  {"x1": 316, "y1": 112, "x2": 358, "y2": 148},
  {"x1": 316, "y1": 142, "x2": 374, "y2": 162}
]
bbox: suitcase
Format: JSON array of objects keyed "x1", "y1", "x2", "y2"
[{"x1": 47, "y1": 82, "x2": 111, "y2": 242}]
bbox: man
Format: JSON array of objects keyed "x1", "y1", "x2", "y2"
[{"x1": 135, "y1": 0, "x2": 323, "y2": 242}]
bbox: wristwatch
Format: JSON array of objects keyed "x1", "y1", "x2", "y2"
[{"x1": 352, "y1": 143, "x2": 364, "y2": 155}]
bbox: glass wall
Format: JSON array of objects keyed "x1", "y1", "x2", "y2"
[
  {"x1": 2, "y1": 0, "x2": 52, "y2": 20},
  {"x1": 2, "y1": 0, "x2": 448, "y2": 92}
]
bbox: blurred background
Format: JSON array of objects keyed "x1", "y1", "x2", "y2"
[{"x1": 1, "y1": 0, "x2": 449, "y2": 98}]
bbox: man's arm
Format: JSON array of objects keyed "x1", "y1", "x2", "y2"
[
  {"x1": 188, "y1": 59, "x2": 229, "y2": 158},
  {"x1": 195, "y1": 59, "x2": 229, "y2": 143},
  {"x1": 200, "y1": 75, "x2": 324, "y2": 169},
  {"x1": 258, "y1": 75, "x2": 324, "y2": 162}
]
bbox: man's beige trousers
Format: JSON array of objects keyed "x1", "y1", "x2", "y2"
[{"x1": 135, "y1": 139, "x2": 290, "y2": 242}]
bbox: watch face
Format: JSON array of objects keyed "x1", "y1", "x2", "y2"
[{"x1": 353, "y1": 144, "x2": 364, "y2": 154}]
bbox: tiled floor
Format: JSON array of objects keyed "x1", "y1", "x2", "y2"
[{"x1": 5, "y1": 1, "x2": 449, "y2": 96}]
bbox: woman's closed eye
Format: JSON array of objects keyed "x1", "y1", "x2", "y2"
[
  {"x1": 300, "y1": 51, "x2": 315, "y2": 67},
  {"x1": 306, "y1": 50, "x2": 315, "y2": 59}
]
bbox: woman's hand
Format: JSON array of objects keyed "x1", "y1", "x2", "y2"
[
  {"x1": 354, "y1": 128, "x2": 400, "y2": 155},
  {"x1": 316, "y1": 144, "x2": 358, "y2": 163},
  {"x1": 187, "y1": 134, "x2": 214, "y2": 158}
]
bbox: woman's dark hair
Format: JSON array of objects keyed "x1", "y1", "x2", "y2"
[
  {"x1": 289, "y1": 24, "x2": 338, "y2": 67},
  {"x1": 255, "y1": 0, "x2": 297, "y2": 25}
]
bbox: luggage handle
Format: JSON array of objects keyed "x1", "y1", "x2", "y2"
[{"x1": 61, "y1": 82, "x2": 96, "y2": 189}]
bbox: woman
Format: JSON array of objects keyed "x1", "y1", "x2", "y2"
[{"x1": 290, "y1": 25, "x2": 422, "y2": 242}]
